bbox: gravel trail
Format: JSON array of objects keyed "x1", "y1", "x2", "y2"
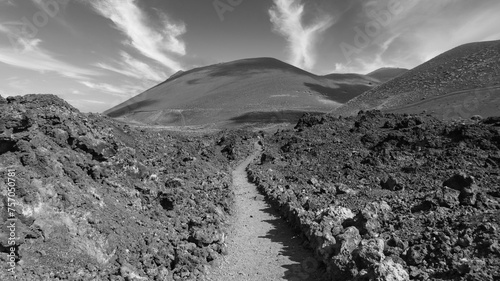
[{"x1": 205, "y1": 143, "x2": 327, "y2": 281}]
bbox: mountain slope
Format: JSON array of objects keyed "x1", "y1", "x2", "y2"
[
  {"x1": 104, "y1": 58, "x2": 379, "y2": 128},
  {"x1": 367, "y1": 67, "x2": 408, "y2": 83},
  {"x1": 333, "y1": 40, "x2": 500, "y2": 117}
]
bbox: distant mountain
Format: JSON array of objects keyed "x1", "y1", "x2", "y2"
[
  {"x1": 104, "y1": 58, "x2": 380, "y2": 128},
  {"x1": 367, "y1": 67, "x2": 408, "y2": 83},
  {"x1": 333, "y1": 40, "x2": 500, "y2": 118}
]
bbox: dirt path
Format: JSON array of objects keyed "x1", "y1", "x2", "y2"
[{"x1": 205, "y1": 143, "x2": 327, "y2": 281}]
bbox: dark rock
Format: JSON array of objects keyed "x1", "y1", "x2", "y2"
[
  {"x1": 407, "y1": 244, "x2": 427, "y2": 265},
  {"x1": 380, "y1": 175, "x2": 403, "y2": 191},
  {"x1": 260, "y1": 152, "x2": 275, "y2": 165},
  {"x1": 165, "y1": 178, "x2": 184, "y2": 188},
  {"x1": 443, "y1": 172, "x2": 479, "y2": 206},
  {"x1": 482, "y1": 116, "x2": 500, "y2": 125},
  {"x1": 295, "y1": 113, "x2": 324, "y2": 130},
  {"x1": 443, "y1": 172, "x2": 475, "y2": 190}
]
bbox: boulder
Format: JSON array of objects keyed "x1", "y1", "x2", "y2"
[
  {"x1": 435, "y1": 186, "x2": 461, "y2": 208},
  {"x1": 359, "y1": 201, "x2": 392, "y2": 236},
  {"x1": 443, "y1": 172, "x2": 479, "y2": 206},
  {"x1": 336, "y1": 226, "x2": 362, "y2": 256},
  {"x1": 380, "y1": 175, "x2": 403, "y2": 191},
  {"x1": 375, "y1": 258, "x2": 410, "y2": 281},
  {"x1": 354, "y1": 238, "x2": 385, "y2": 268}
]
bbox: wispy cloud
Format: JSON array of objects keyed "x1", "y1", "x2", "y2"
[
  {"x1": 79, "y1": 80, "x2": 147, "y2": 98},
  {"x1": 79, "y1": 81, "x2": 125, "y2": 95},
  {"x1": 334, "y1": 0, "x2": 500, "y2": 73},
  {"x1": 0, "y1": 0, "x2": 15, "y2": 6},
  {"x1": 96, "y1": 51, "x2": 166, "y2": 82},
  {"x1": 0, "y1": 24, "x2": 99, "y2": 79},
  {"x1": 269, "y1": 0, "x2": 334, "y2": 70},
  {"x1": 88, "y1": 0, "x2": 186, "y2": 73}
]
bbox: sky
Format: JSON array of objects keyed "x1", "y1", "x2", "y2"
[{"x1": 0, "y1": 0, "x2": 499, "y2": 113}]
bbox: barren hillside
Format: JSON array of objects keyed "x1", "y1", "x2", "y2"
[
  {"x1": 104, "y1": 58, "x2": 380, "y2": 128},
  {"x1": 334, "y1": 40, "x2": 500, "y2": 117}
]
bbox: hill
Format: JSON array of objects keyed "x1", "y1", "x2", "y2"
[
  {"x1": 367, "y1": 67, "x2": 408, "y2": 83},
  {"x1": 333, "y1": 40, "x2": 500, "y2": 118},
  {"x1": 104, "y1": 58, "x2": 379, "y2": 128}
]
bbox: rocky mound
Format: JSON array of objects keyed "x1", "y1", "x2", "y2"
[
  {"x1": 334, "y1": 40, "x2": 500, "y2": 117},
  {"x1": 0, "y1": 94, "x2": 255, "y2": 280},
  {"x1": 248, "y1": 111, "x2": 500, "y2": 280}
]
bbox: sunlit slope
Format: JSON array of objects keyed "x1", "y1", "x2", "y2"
[
  {"x1": 104, "y1": 58, "x2": 379, "y2": 127},
  {"x1": 333, "y1": 40, "x2": 500, "y2": 117}
]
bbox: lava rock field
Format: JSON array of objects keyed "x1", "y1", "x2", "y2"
[
  {"x1": 0, "y1": 95, "x2": 255, "y2": 280},
  {"x1": 249, "y1": 111, "x2": 500, "y2": 280}
]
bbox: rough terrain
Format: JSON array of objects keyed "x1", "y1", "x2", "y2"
[
  {"x1": 2, "y1": 92, "x2": 500, "y2": 281},
  {"x1": 249, "y1": 111, "x2": 500, "y2": 280},
  {"x1": 0, "y1": 94, "x2": 255, "y2": 280}
]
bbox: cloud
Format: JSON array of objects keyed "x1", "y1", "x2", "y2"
[
  {"x1": 334, "y1": 0, "x2": 500, "y2": 73},
  {"x1": 79, "y1": 81, "x2": 124, "y2": 95},
  {"x1": 79, "y1": 80, "x2": 147, "y2": 98},
  {"x1": 0, "y1": 24, "x2": 100, "y2": 79},
  {"x1": 96, "y1": 51, "x2": 166, "y2": 82},
  {"x1": 0, "y1": 0, "x2": 15, "y2": 6},
  {"x1": 269, "y1": 0, "x2": 334, "y2": 70},
  {"x1": 88, "y1": 0, "x2": 186, "y2": 72}
]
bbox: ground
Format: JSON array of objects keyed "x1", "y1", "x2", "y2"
[{"x1": 1, "y1": 95, "x2": 500, "y2": 280}]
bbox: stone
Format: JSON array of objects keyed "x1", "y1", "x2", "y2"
[
  {"x1": 165, "y1": 178, "x2": 184, "y2": 188},
  {"x1": 336, "y1": 226, "x2": 362, "y2": 256},
  {"x1": 336, "y1": 183, "x2": 358, "y2": 195},
  {"x1": 443, "y1": 172, "x2": 475, "y2": 191},
  {"x1": 354, "y1": 238, "x2": 385, "y2": 268},
  {"x1": 308, "y1": 177, "x2": 319, "y2": 186},
  {"x1": 471, "y1": 115, "x2": 483, "y2": 121},
  {"x1": 407, "y1": 244, "x2": 427, "y2": 265},
  {"x1": 443, "y1": 172, "x2": 479, "y2": 206},
  {"x1": 381, "y1": 175, "x2": 403, "y2": 191},
  {"x1": 375, "y1": 258, "x2": 410, "y2": 281},
  {"x1": 360, "y1": 201, "x2": 392, "y2": 236},
  {"x1": 435, "y1": 186, "x2": 460, "y2": 208},
  {"x1": 327, "y1": 206, "x2": 355, "y2": 221}
]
